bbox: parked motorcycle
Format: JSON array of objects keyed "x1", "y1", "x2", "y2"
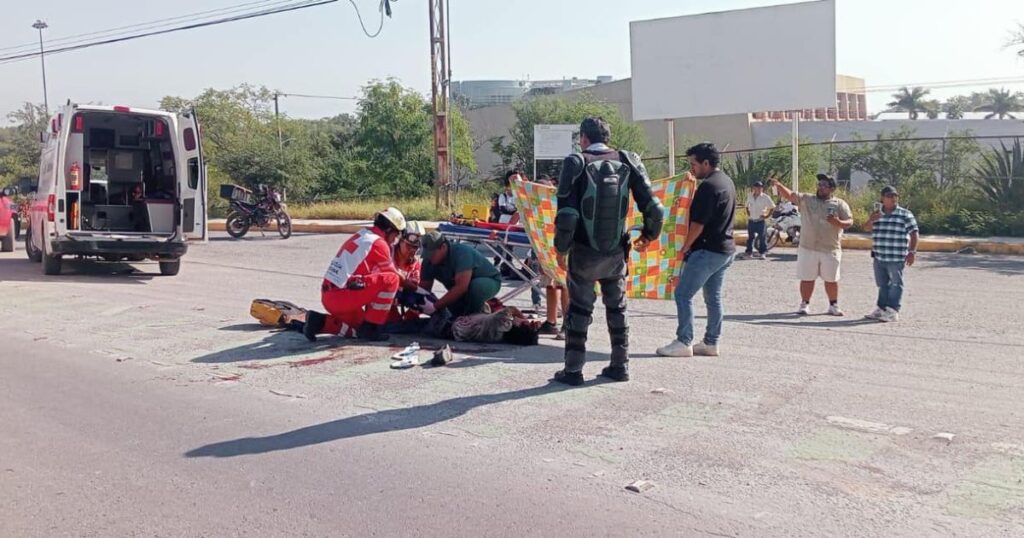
[
  {"x1": 223, "y1": 184, "x2": 292, "y2": 239},
  {"x1": 764, "y1": 201, "x2": 801, "y2": 251}
]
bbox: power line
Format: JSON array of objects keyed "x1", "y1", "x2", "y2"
[
  {"x1": 0, "y1": 0, "x2": 292, "y2": 55},
  {"x1": 347, "y1": 0, "x2": 386, "y2": 38},
  {"x1": 863, "y1": 76, "x2": 1024, "y2": 93},
  {"x1": 279, "y1": 92, "x2": 359, "y2": 100},
  {"x1": 0, "y1": 0, "x2": 338, "y2": 65}
]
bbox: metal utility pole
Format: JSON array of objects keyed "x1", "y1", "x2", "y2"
[
  {"x1": 274, "y1": 92, "x2": 283, "y2": 154},
  {"x1": 32, "y1": 20, "x2": 49, "y2": 116},
  {"x1": 429, "y1": 0, "x2": 452, "y2": 210}
]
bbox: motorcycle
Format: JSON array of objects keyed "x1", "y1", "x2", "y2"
[
  {"x1": 764, "y1": 201, "x2": 801, "y2": 251},
  {"x1": 225, "y1": 184, "x2": 292, "y2": 239}
]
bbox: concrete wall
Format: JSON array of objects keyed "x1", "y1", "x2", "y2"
[
  {"x1": 752, "y1": 119, "x2": 1024, "y2": 189},
  {"x1": 752, "y1": 119, "x2": 1024, "y2": 147}
]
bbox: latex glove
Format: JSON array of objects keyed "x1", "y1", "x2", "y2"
[
  {"x1": 421, "y1": 301, "x2": 437, "y2": 315},
  {"x1": 415, "y1": 286, "x2": 431, "y2": 296}
]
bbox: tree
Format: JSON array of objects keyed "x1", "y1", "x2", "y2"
[
  {"x1": 943, "y1": 96, "x2": 971, "y2": 119},
  {"x1": 937, "y1": 130, "x2": 980, "y2": 191},
  {"x1": 161, "y1": 85, "x2": 326, "y2": 215},
  {"x1": 887, "y1": 86, "x2": 932, "y2": 120},
  {"x1": 0, "y1": 103, "x2": 48, "y2": 185},
  {"x1": 974, "y1": 88, "x2": 1023, "y2": 120},
  {"x1": 836, "y1": 127, "x2": 938, "y2": 188},
  {"x1": 346, "y1": 79, "x2": 475, "y2": 198},
  {"x1": 490, "y1": 92, "x2": 646, "y2": 178},
  {"x1": 723, "y1": 141, "x2": 824, "y2": 192},
  {"x1": 1008, "y1": 23, "x2": 1024, "y2": 58}
]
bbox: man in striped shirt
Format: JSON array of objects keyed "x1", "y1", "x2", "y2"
[{"x1": 864, "y1": 185, "x2": 919, "y2": 323}]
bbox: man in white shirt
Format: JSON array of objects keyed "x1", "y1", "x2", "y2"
[{"x1": 744, "y1": 180, "x2": 775, "y2": 259}]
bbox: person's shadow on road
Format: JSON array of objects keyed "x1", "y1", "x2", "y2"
[
  {"x1": 443, "y1": 343, "x2": 603, "y2": 369},
  {"x1": 723, "y1": 312, "x2": 879, "y2": 328},
  {"x1": 185, "y1": 382, "x2": 574, "y2": 458},
  {"x1": 191, "y1": 329, "x2": 339, "y2": 364}
]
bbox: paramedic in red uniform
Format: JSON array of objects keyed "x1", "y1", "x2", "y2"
[{"x1": 303, "y1": 207, "x2": 406, "y2": 342}]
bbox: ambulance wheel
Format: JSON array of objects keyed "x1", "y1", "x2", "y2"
[
  {"x1": 42, "y1": 240, "x2": 62, "y2": 275},
  {"x1": 25, "y1": 227, "x2": 42, "y2": 262},
  {"x1": 159, "y1": 259, "x2": 181, "y2": 276}
]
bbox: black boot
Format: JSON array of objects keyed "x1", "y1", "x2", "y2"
[
  {"x1": 303, "y1": 311, "x2": 326, "y2": 342},
  {"x1": 356, "y1": 322, "x2": 390, "y2": 342},
  {"x1": 599, "y1": 365, "x2": 629, "y2": 382},
  {"x1": 552, "y1": 369, "x2": 585, "y2": 387}
]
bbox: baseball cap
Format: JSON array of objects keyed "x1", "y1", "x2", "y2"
[
  {"x1": 881, "y1": 185, "x2": 899, "y2": 197},
  {"x1": 816, "y1": 173, "x2": 837, "y2": 187},
  {"x1": 420, "y1": 231, "x2": 447, "y2": 257},
  {"x1": 752, "y1": 181, "x2": 764, "y2": 187}
]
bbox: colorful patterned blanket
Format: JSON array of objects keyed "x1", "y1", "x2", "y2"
[{"x1": 512, "y1": 175, "x2": 695, "y2": 300}]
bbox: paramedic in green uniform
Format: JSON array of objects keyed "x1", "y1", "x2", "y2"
[{"x1": 418, "y1": 232, "x2": 502, "y2": 317}]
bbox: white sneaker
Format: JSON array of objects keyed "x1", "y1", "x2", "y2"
[
  {"x1": 693, "y1": 342, "x2": 719, "y2": 357},
  {"x1": 656, "y1": 340, "x2": 693, "y2": 357},
  {"x1": 879, "y1": 308, "x2": 900, "y2": 323},
  {"x1": 797, "y1": 302, "x2": 810, "y2": 316},
  {"x1": 865, "y1": 307, "x2": 885, "y2": 320},
  {"x1": 828, "y1": 304, "x2": 845, "y2": 317}
]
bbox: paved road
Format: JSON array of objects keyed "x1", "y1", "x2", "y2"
[{"x1": 2, "y1": 233, "x2": 1023, "y2": 536}]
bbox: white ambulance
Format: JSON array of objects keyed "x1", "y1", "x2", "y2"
[{"x1": 25, "y1": 104, "x2": 207, "y2": 276}]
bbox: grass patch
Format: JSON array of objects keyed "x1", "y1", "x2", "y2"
[{"x1": 288, "y1": 191, "x2": 493, "y2": 221}]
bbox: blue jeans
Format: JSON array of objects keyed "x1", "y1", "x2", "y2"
[
  {"x1": 674, "y1": 249, "x2": 735, "y2": 346},
  {"x1": 746, "y1": 220, "x2": 767, "y2": 254},
  {"x1": 873, "y1": 259, "x2": 906, "y2": 311}
]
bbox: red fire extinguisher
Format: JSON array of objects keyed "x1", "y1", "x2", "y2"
[{"x1": 69, "y1": 162, "x2": 82, "y2": 191}]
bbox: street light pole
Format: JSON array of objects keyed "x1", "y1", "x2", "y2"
[{"x1": 32, "y1": 20, "x2": 49, "y2": 117}]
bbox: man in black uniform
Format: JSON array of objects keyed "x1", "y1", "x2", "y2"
[{"x1": 551, "y1": 117, "x2": 664, "y2": 386}]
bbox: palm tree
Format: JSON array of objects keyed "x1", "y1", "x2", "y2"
[
  {"x1": 887, "y1": 86, "x2": 931, "y2": 120},
  {"x1": 975, "y1": 88, "x2": 1023, "y2": 120}
]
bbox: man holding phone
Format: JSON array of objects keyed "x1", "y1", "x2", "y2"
[
  {"x1": 864, "y1": 185, "x2": 919, "y2": 322},
  {"x1": 769, "y1": 174, "x2": 853, "y2": 316}
]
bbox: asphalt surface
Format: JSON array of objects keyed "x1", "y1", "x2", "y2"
[{"x1": 2, "y1": 232, "x2": 1023, "y2": 537}]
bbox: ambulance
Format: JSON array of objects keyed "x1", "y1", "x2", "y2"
[{"x1": 25, "y1": 104, "x2": 207, "y2": 275}]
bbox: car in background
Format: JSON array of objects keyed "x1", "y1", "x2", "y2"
[{"x1": 1, "y1": 185, "x2": 15, "y2": 252}]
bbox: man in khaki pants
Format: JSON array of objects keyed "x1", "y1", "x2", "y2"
[{"x1": 769, "y1": 174, "x2": 853, "y2": 316}]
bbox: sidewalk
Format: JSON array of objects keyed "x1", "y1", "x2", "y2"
[{"x1": 209, "y1": 219, "x2": 1024, "y2": 255}]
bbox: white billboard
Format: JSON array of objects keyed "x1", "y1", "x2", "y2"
[
  {"x1": 533, "y1": 124, "x2": 580, "y2": 160},
  {"x1": 630, "y1": 0, "x2": 836, "y2": 121}
]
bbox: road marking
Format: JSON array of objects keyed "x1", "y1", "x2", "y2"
[{"x1": 826, "y1": 416, "x2": 912, "y2": 435}]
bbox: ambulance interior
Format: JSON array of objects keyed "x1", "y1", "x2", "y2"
[{"x1": 65, "y1": 112, "x2": 178, "y2": 234}]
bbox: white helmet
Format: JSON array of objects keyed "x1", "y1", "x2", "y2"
[
  {"x1": 404, "y1": 221, "x2": 426, "y2": 237},
  {"x1": 376, "y1": 207, "x2": 407, "y2": 232}
]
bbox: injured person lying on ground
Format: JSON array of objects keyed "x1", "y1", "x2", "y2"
[{"x1": 250, "y1": 212, "x2": 540, "y2": 346}]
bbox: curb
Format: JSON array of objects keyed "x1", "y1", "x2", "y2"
[
  {"x1": 208, "y1": 220, "x2": 441, "y2": 235},
  {"x1": 732, "y1": 232, "x2": 1024, "y2": 256},
  {"x1": 207, "y1": 220, "x2": 1022, "y2": 256}
]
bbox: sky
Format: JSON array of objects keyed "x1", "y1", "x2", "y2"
[{"x1": 0, "y1": 0, "x2": 1022, "y2": 122}]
